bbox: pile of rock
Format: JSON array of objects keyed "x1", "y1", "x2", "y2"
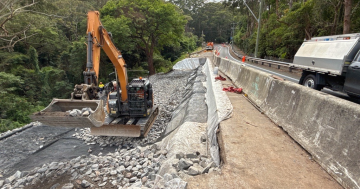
[
  {"x1": 72, "y1": 128, "x2": 144, "y2": 147},
  {"x1": 67, "y1": 108, "x2": 94, "y2": 117},
  {"x1": 1, "y1": 144, "x2": 188, "y2": 189},
  {"x1": 174, "y1": 152, "x2": 217, "y2": 176}
]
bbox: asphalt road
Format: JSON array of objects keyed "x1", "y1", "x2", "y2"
[
  {"x1": 215, "y1": 45, "x2": 300, "y2": 83},
  {"x1": 215, "y1": 44, "x2": 360, "y2": 103}
]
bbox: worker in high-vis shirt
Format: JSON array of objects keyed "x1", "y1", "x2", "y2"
[{"x1": 99, "y1": 82, "x2": 104, "y2": 93}]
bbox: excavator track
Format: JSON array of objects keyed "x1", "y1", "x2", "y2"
[{"x1": 90, "y1": 106, "x2": 159, "y2": 137}]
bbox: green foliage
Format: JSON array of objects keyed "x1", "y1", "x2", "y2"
[
  {"x1": 0, "y1": 0, "x2": 191, "y2": 132},
  {"x1": 0, "y1": 72, "x2": 40, "y2": 131},
  {"x1": 28, "y1": 46, "x2": 40, "y2": 73},
  {"x1": 0, "y1": 52, "x2": 29, "y2": 72},
  {"x1": 0, "y1": 119, "x2": 23, "y2": 133},
  {"x1": 187, "y1": 2, "x2": 233, "y2": 42},
  {"x1": 40, "y1": 66, "x2": 73, "y2": 101},
  {"x1": 162, "y1": 32, "x2": 199, "y2": 62},
  {"x1": 153, "y1": 54, "x2": 173, "y2": 73},
  {"x1": 0, "y1": 72, "x2": 23, "y2": 95},
  {"x1": 101, "y1": 15, "x2": 133, "y2": 51},
  {"x1": 229, "y1": 0, "x2": 360, "y2": 59}
]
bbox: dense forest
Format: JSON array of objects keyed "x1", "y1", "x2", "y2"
[
  {"x1": 1, "y1": 0, "x2": 359, "y2": 132},
  {"x1": 0, "y1": 0, "x2": 197, "y2": 132}
]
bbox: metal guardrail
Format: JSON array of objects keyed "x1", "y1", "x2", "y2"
[{"x1": 228, "y1": 45, "x2": 298, "y2": 72}]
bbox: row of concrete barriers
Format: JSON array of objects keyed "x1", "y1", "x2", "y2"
[{"x1": 213, "y1": 54, "x2": 360, "y2": 189}]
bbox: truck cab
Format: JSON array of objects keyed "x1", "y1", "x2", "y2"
[{"x1": 344, "y1": 51, "x2": 360, "y2": 97}]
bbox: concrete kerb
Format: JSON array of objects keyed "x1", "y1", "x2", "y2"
[{"x1": 216, "y1": 55, "x2": 360, "y2": 189}]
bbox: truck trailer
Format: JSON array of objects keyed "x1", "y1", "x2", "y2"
[{"x1": 294, "y1": 33, "x2": 360, "y2": 98}]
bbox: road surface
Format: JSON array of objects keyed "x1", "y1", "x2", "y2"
[{"x1": 215, "y1": 44, "x2": 360, "y2": 103}]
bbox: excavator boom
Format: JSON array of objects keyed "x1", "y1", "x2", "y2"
[{"x1": 86, "y1": 11, "x2": 128, "y2": 101}]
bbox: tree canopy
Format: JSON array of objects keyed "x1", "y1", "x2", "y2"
[{"x1": 101, "y1": 0, "x2": 187, "y2": 75}]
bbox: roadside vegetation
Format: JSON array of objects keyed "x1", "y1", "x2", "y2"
[{"x1": 223, "y1": 0, "x2": 358, "y2": 58}]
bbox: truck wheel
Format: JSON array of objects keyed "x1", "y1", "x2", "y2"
[{"x1": 303, "y1": 74, "x2": 322, "y2": 90}]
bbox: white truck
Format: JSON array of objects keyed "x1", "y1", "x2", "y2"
[{"x1": 294, "y1": 33, "x2": 360, "y2": 98}]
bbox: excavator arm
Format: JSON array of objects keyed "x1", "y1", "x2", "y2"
[{"x1": 85, "y1": 11, "x2": 128, "y2": 101}]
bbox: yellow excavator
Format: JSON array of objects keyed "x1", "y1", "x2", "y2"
[{"x1": 31, "y1": 11, "x2": 158, "y2": 137}]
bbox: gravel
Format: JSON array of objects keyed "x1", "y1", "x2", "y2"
[{"x1": 0, "y1": 144, "x2": 185, "y2": 188}]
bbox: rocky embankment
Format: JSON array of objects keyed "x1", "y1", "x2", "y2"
[{"x1": 1, "y1": 69, "x2": 218, "y2": 189}]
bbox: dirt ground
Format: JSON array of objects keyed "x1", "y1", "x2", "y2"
[{"x1": 185, "y1": 73, "x2": 343, "y2": 189}]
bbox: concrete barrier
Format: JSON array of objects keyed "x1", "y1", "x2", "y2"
[{"x1": 215, "y1": 54, "x2": 360, "y2": 189}]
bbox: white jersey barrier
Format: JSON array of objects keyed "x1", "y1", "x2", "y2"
[{"x1": 215, "y1": 54, "x2": 360, "y2": 189}]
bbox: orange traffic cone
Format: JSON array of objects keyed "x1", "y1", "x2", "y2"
[{"x1": 242, "y1": 56, "x2": 246, "y2": 62}]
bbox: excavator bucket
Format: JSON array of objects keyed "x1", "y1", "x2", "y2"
[
  {"x1": 31, "y1": 99, "x2": 159, "y2": 137},
  {"x1": 31, "y1": 99, "x2": 105, "y2": 128}
]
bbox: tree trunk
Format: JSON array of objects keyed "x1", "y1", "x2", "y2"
[
  {"x1": 146, "y1": 42, "x2": 156, "y2": 75},
  {"x1": 332, "y1": 10, "x2": 338, "y2": 35},
  {"x1": 276, "y1": 0, "x2": 279, "y2": 18},
  {"x1": 289, "y1": 0, "x2": 293, "y2": 10},
  {"x1": 344, "y1": 0, "x2": 352, "y2": 34},
  {"x1": 147, "y1": 53, "x2": 155, "y2": 75},
  {"x1": 331, "y1": 1, "x2": 341, "y2": 35}
]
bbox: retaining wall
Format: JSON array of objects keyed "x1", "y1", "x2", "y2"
[{"x1": 215, "y1": 54, "x2": 360, "y2": 189}]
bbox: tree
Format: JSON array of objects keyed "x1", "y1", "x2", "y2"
[
  {"x1": 0, "y1": 0, "x2": 45, "y2": 51},
  {"x1": 101, "y1": 0, "x2": 187, "y2": 75},
  {"x1": 28, "y1": 46, "x2": 39, "y2": 73},
  {"x1": 344, "y1": 0, "x2": 352, "y2": 34}
]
